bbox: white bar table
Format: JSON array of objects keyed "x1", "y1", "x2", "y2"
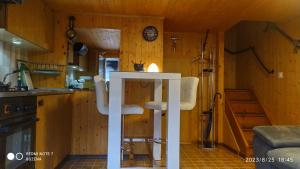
[{"x1": 107, "y1": 72, "x2": 181, "y2": 169}]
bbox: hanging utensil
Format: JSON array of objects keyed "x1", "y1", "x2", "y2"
[{"x1": 66, "y1": 16, "x2": 77, "y2": 41}]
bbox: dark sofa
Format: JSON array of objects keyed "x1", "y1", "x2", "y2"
[{"x1": 253, "y1": 126, "x2": 300, "y2": 169}]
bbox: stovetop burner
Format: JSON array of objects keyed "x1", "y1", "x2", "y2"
[{"x1": 0, "y1": 86, "x2": 29, "y2": 92}]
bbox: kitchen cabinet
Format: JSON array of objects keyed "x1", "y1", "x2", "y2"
[
  {"x1": 35, "y1": 94, "x2": 72, "y2": 169},
  {"x1": 5, "y1": 0, "x2": 54, "y2": 50},
  {"x1": 71, "y1": 91, "x2": 108, "y2": 155}
]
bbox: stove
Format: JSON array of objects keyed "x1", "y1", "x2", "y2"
[{"x1": 0, "y1": 96, "x2": 38, "y2": 169}]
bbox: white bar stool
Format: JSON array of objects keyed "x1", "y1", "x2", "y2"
[
  {"x1": 145, "y1": 77, "x2": 199, "y2": 111},
  {"x1": 94, "y1": 76, "x2": 144, "y2": 160},
  {"x1": 144, "y1": 77, "x2": 199, "y2": 158}
]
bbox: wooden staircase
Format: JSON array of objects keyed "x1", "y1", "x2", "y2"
[{"x1": 225, "y1": 89, "x2": 271, "y2": 157}]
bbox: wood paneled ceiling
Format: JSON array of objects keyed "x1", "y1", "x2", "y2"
[
  {"x1": 44, "y1": 0, "x2": 300, "y2": 32},
  {"x1": 75, "y1": 28, "x2": 120, "y2": 50}
]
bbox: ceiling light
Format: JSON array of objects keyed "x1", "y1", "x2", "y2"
[{"x1": 12, "y1": 38, "x2": 22, "y2": 45}]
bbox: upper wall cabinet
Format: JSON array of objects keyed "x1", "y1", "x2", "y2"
[{"x1": 1, "y1": 0, "x2": 54, "y2": 51}]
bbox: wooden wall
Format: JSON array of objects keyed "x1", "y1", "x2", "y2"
[
  {"x1": 223, "y1": 26, "x2": 239, "y2": 149},
  {"x1": 70, "y1": 31, "x2": 227, "y2": 156},
  {"x1": 163, "y1": 32, "x2": 218, "y2": 143},
  {"x1": 27, "y1": 13, "x2": 165, "y2": 155},
  {"x1": 29, "y1": 13, "x2": 164, "y2": 88},
  {"x1": 216, "y1": 32, "x2": 225, "y2": 144},
  {"x1": 29, "y1": 14, "x2": 163, "y2": 155},
  {"x1": 225, "y1": 18, "x2": 300, "y2": 125},
  {"x1": 224, "y1": 26, "x2": 237, "y2": 89},
  {"x1": 27, "y1": 11, "x2": 227, "y2": 154}
]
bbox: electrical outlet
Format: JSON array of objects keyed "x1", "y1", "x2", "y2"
[{"x1": 278, "y1": 72, "x2": 284, "y2": 79}]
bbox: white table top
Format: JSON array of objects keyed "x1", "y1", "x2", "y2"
[{"x1": 110, "y1": 72, "x2": 181, "y2": 80}]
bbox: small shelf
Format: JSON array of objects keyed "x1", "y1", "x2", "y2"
[
  {"x1": 17, "y1": 59, "x2": 65, "y2": 76},
  {"x1": 30, "y1": 70, "x2": 61, "y2": 75}
]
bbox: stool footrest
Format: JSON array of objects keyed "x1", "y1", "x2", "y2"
[{"x1": 123, "y1": 137, "x2": 166, "y2": 144}]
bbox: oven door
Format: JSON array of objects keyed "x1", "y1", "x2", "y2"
[{"x1": 0, "y1": 117, "x2": 38, "y2": 169}]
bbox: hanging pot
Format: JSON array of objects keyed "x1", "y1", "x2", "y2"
[{"x1": 74, "y1": 42, "x2": 88, "y2": 57}]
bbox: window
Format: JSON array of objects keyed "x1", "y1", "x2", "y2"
[{"x1": 98, "y1": 57, "x2": 119, "y2": 81}]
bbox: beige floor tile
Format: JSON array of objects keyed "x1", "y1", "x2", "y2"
[{"x1": 61, "y1": 144, "x2": 255, "y2": 169}]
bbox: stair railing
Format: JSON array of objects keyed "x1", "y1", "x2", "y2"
[
  {"x1": 264, "y1": 22, "x2": 300, "y2": 53},
  {"x1": 225, "y1": 46, "x2": 274, "y2": 74}
]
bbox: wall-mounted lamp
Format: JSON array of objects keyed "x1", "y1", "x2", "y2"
[{"x1": 147, "y1": 63, "x2": 159, "y2": 72}]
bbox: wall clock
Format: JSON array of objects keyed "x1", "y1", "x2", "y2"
[{"x1": 143, "y1": 26, "x2": 158, "y2": 41}]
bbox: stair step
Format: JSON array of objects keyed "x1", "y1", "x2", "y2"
[
  {"x1": 225, "y1": 89, "x2": 270, "y2": 158},
  {"x1": 242, "y1": 129, "x2": 254, "y2": 146},
  {"x1": 225, "y1": 90, "x2": 255, "y2": 101},
  {"x1": 230, "y1": 101, "x2": 263, "y2": 113},
  {"x1": 237, "y1": 115, "x2": 270, "y2": 129}
]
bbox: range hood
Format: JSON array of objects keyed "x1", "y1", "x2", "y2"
[{"x1": 67, "y1": 42, "x2": 88, "y2": 72}]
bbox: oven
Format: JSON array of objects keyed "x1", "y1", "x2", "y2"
[{"x1": 0, "y1": 96, "x2": 37, "y2": 169}]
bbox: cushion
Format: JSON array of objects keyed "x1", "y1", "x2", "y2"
[
  {"x1": 267, "y1": 148, "x2": 300, "y2": 169},
  {"x1": 253, "y1": 126, "x2": 300, "y2": 148}
]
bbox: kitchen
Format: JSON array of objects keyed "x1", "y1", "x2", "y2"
[{"x1": 1, "y1": 0, "x2": 300, "y2": 169}]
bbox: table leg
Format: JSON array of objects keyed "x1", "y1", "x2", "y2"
[
  {"x1": 166, "y1": 79, "x2": 180, "y2": 169},
  {"x1": 108, "y1": 78, "x2": 123, "y2": 169},
  {"x1": 153, "y1": 79, "x2": 162, "y2": 161}
]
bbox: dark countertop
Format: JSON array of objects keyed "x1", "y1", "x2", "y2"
[{"x1": 0, "y1": 88, "x2": 74, "y2": 98}]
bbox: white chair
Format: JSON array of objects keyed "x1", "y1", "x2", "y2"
[
  {"x1": 145, "y1": 77, "x2": 199, "y2": 111},
  {"x1": 94, "y1": 75, "x2": 144, "y2": 159},
  {"x1": 94, "y1": 75, "x2": 144, "y2": 115}
]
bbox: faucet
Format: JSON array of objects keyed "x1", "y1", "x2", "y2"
[{"x1": 1, "y1": 70, "x2": 20, "y2": 85}]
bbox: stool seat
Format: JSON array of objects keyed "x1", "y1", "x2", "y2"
[
  {"x1": 94, "y1": 75, "x2": 144, "y2": 115},
  {"x1": 145, "y1": 77, "x2": 199, "y2": 111}
]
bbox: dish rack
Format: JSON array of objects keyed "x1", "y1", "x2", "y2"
[{"x1": 16, "y1": 59, "x2": 65, "y2": 75}]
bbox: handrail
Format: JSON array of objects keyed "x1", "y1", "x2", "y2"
[
  {"x1": 264, "y1": 22, "x2": 300, "y2": 53},
  {"x1": 225, "y1": 46, "x2": 274, "y2": 74}
]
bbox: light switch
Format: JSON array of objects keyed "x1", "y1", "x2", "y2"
[{"x1": 278, "y1": 72, "x2": 284, "y2": 79}]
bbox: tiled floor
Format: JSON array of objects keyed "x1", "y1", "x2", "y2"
[{"x1": 61, "y1": 144, "x2": 255, "y2": 169}]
